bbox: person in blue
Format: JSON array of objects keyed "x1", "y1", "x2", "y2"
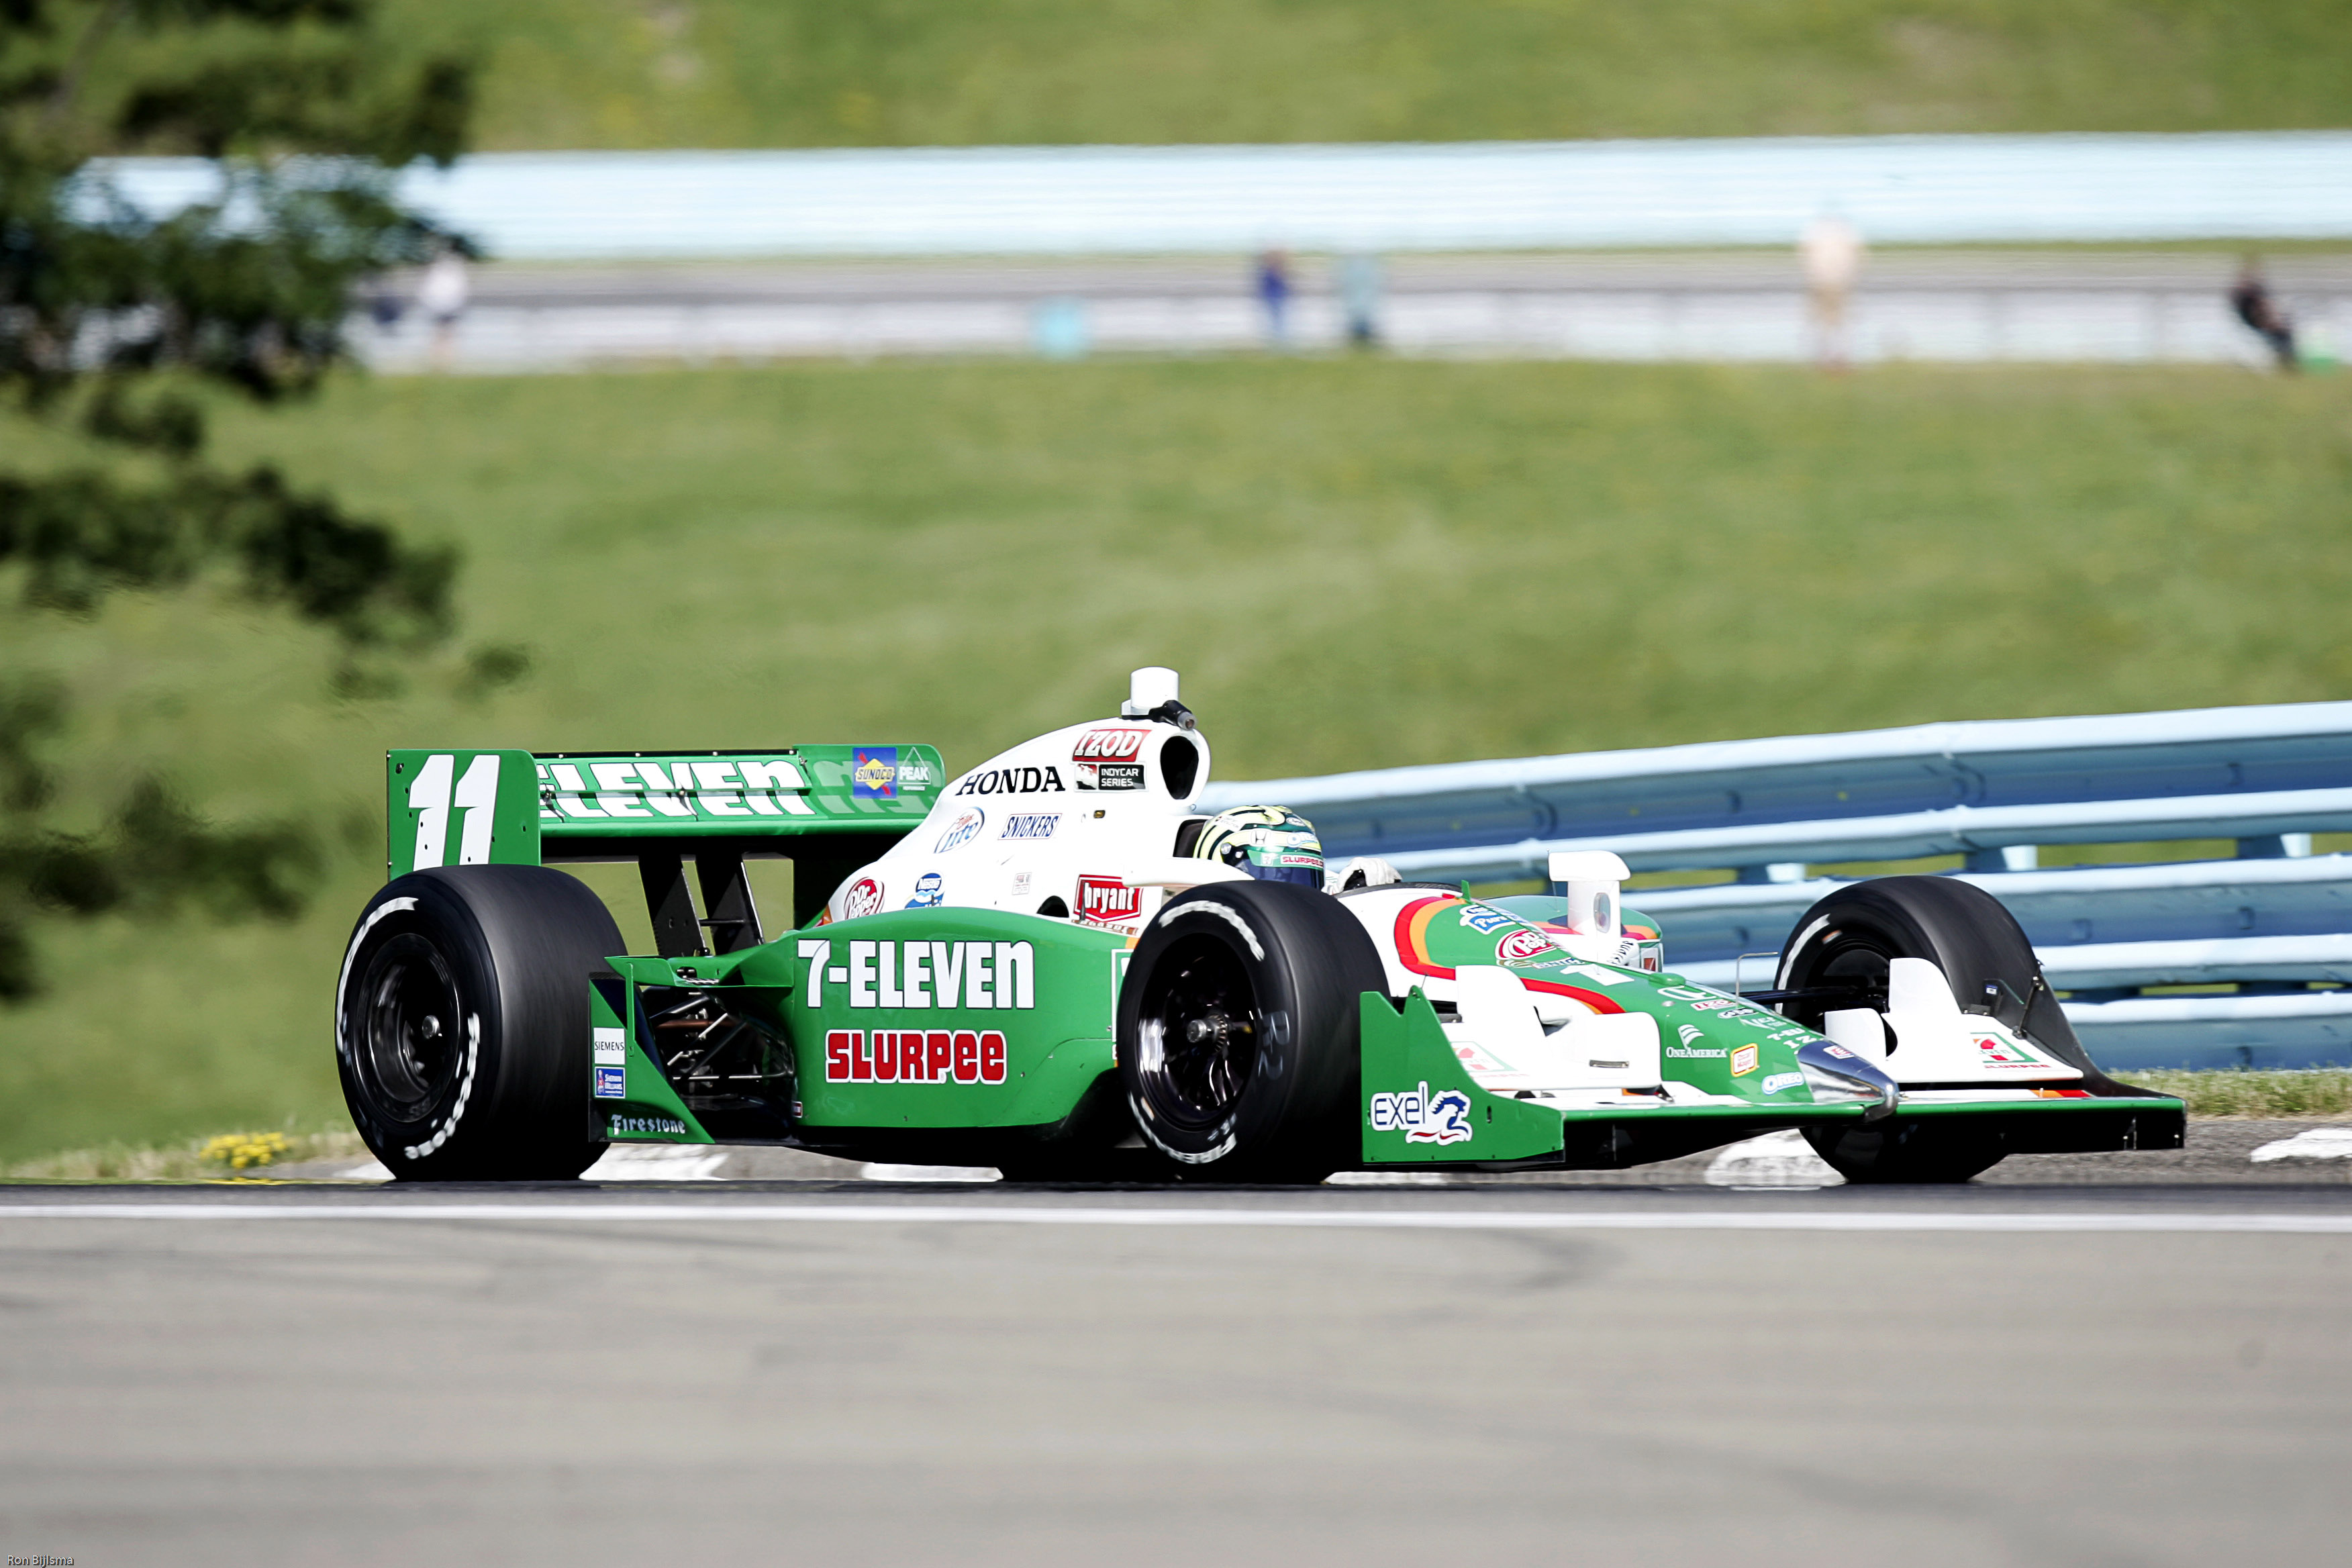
[{"x1": 1254, "y1": 249, "x2": 1291, "y2": 349}]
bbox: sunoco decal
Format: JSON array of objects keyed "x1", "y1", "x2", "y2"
[
  {"x1": 826, "y1": 1029, "x2": 1008, "y2": 1084},
  {"x1": 796, "y1": 938, "x2": 1036, "y2": 1010},
  {"x1": 853, "y1": 748, "x2": 899, "y2": 799},
  {"x1": 1369, "y1": 1081, "x2": 1474, "y2": 1144}
]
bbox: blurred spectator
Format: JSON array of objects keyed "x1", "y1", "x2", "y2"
[
  {"x1": 418, "y1": 243, "x2": 471, "y2": 371},
  {"x1": 1800, "y1": 213, "x2": 1864, "y2": 371},
  {"x1": 363, "y1": 274, "x2": 405, "y2": 332},
  {"x1": 2230, "y1": 260, "x2": 2298, "y2": 371},
  {"x1": 1338, "y1": 252, "x2": 1384, "y2": 349},
  {"x1": 1255, "y1": 248, "x2": 1291, "y2": 349}
]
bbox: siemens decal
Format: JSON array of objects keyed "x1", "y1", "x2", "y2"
[{"x1": 795, "y1": 939, "x2": 1036, "y2": 1010}]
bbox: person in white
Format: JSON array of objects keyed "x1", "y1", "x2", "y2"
[
  {"x1": 416, "y1": 244, "x2": 471, "y2": 372},
  {"x1": 1799, "y1": 213, "x2": 1864, "y2": 371}
]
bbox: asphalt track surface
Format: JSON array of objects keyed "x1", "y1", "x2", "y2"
[{"x1": 4, "y1": 1175, "x2": 2348, "y2": 1567}]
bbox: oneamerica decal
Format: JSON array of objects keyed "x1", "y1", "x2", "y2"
[{"x1": 795, "y1": 939, "x2": 1036, "y2": 1010}]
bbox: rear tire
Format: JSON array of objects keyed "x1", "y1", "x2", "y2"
[
  {"x1": 336, "y1": 865, "x2": 623, "y2": 1181},
  {"x1": 1119, "y1": 881, "x2": 1385, "y2": 1183}
]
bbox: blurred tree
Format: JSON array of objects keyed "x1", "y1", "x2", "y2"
[{"x1": 0, "y1": 1, "x2": 477, "y2": 999}]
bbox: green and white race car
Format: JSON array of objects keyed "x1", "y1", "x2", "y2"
[{"x1": 335, "y1": 669, "x2": 2184, "y2": 1183}]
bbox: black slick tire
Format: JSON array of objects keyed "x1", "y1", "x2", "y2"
[
  {"x1": 336, "y1": 864, "x2": 623, "y2": 1181},
  {"x1": 1775, "y1": 875, "x2": 2139, "y2": 1183},
  {"x1": 1118, "y1": 879, "x2": 1386, "y2": 1183}
]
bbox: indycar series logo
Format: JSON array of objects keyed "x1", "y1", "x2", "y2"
[
  {"x1": 1076, "y1": 875, "x2": 1143, "y2": 927},
  {"x1": 852, "y1": 747, "x2": 899, "y2": 799},
  {"x1": 1072, "y1": 731, "x2": 1148, "y2": 791},
  {"x1": 1368, "y1": 1081, "x2": 1474, "y2": 1144},
  {"x1": 826, "y1": 1029, "x2": 1009, "y2": 1084},
  {"x1": 797, "y1": 938, "x2": 1037, "y2": 1010},
  {"x1": 934, "y1": 807, "x2": 985, "y2": 853}
]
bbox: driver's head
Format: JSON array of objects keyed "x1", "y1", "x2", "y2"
[{"x1": 1192, "y1": 805, "x2": 1324, "y2": 888}]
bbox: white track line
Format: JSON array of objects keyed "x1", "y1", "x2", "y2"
[{"x1": 0, "y1": 1204, "x2": 2348, "y2": 1234}]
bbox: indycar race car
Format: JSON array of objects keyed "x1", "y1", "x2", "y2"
[{"x1": 335, "y1": 669, "x2": 2184, "y2": 1183}]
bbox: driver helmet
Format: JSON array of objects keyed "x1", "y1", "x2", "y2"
[{"x1": 1191, "y1": 805, "x2": 1324, "y2": 888}]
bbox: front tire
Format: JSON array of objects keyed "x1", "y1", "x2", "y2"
[
  {"x1": 1774, "y1": 875, "x2": 2061, "y2": 1185},
  {"x1": 336, "y1": 865, "x2": 623, "y2": 1181},
  {"x1": 1118, "y1": 880, "x2": 1385, "y2": 1183}
]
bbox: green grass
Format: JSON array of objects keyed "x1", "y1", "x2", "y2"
[
  {"x1": 2123, "y1": 1069, "x2": 2352, "y2": 1118},
  {"x1": 371, "y1": 0, "x2": 2352, "y2": 150},
  {"x1": 3, "y1": 357, "x2": 2349, "y2": 1161}
]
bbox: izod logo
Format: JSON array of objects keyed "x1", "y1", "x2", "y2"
[{"x1": 1073, "y1": 728, "x2": 1148, "y2": 761}]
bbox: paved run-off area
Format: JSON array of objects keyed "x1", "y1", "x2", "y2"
[{"x1": 1, "y1": 1184, "x2": 2345, "y2": 1565}]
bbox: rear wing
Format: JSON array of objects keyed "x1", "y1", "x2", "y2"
[{"x1": 385, "y1": 745, "x2": 944, "y2": 943}]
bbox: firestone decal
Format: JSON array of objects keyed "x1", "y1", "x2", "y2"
[
  {"x1": 1369, "y1": 1081, "x2": 1474, "y2": 1144},
  {"x1": 934, "y1": 807, "x2": 985, "y2": 853},
  {"x1": 842, "y1": 877, "x2": 886, "y2": 918},
  {"x1": 826, "y1": 1028, "x2": 1009, "y2": 1085},
  {"x1": 852, "y1": 747, "x2": 899, "y2": 799},
  {"x1": 608, "y1": 1114, "x2": 689, "y2": 1136},
  {"x1": 905, "y1": 873, "x2": 944, "y2": 909}
]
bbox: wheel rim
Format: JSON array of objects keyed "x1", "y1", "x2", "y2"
[
  {"x1": 354, "y1": 932, "x2": 465, "y2": 1120},
  {"x1": 1783, "y1": 926, "x2": 1894, "y2": 1030},
  {"x1": 1134, "y1": 934, "x2": 1260, "y2": 1131}
]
